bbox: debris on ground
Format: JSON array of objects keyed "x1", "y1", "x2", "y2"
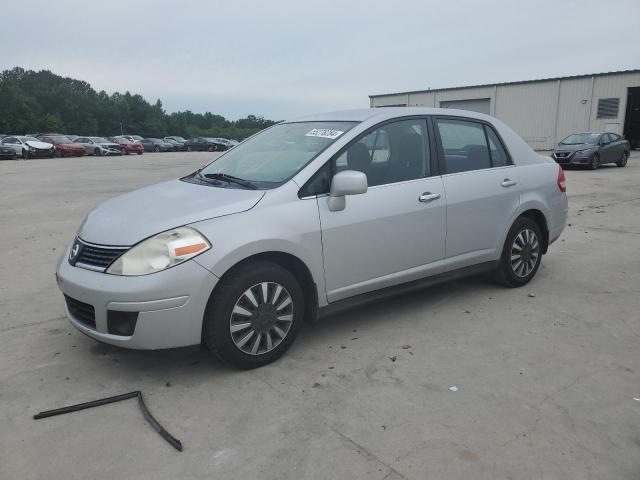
[
  {"x1": 401, "y1": 345, "x2": 411, "y2": 350},
  {"x1": 389, "y1": 356, "x2": 397, "y2": 362},
  {"x1": 633, "y1": 397, "x2": 640, "y2": 402},
  {"x1": 33, "y1": 391, "x2": 183, "y2": 451},
  {"x1": 528, "y1": 293, "x2": 536, "y2": 298},
  {"x1": 449, "y1": 386, "x2": 459, "y2": 392}
]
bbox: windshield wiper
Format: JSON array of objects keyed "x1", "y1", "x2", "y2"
[{"x1": 204, "y1": 173, "x2": 258, "y2": 190}]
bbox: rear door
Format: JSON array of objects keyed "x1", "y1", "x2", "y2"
[
  {"x1": 316, "y1": 117, "x2": 447, "y2": 302},
  {"x1": 434, "y1": 117, "x2": 520, "y2": 270}
]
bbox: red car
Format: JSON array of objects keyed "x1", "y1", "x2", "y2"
[
  {"x1": 111, "y1": 136, "x2": 144, "y2": 155},
  {"x1": 38, "y1": 134, "x2": 85, "y2": 157}
]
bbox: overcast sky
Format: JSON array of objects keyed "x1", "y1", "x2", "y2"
[{"x1": 1, "y1": 0, "x2": 639, "y2": 120}]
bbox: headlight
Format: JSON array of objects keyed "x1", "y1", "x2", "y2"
[
  {"x1": 106, "y1": 226, "x2": 210, "y2": 276},
  {"x1": 575, "y1": 148, "x2": 592, "y2": 155}
]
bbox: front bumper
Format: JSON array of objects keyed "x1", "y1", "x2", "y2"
[
  {"x1": 551, "y1": 151, "x2": 592, "y2": 165},
  {"x1": 56, "y1": 245, "x2": 219, "y2": 349}
]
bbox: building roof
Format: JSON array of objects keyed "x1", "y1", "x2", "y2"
[{"x1": 369, "y1": 68, "x2": 640, "y2": 98}]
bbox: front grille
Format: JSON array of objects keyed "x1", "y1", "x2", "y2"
[
  {"x1": 64, "y1": 295, "x2": 96, "y2": 329},
  {"x1": 554, "y1": 151, "x2": 571, "y2": 158},
  {"x1": 71, "y1": 238, "x2": 128, "y2": 271}
]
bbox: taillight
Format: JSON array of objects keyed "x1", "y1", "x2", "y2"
[{"x1": 557, "y1": 166, "x2": 566, "y2": 193}]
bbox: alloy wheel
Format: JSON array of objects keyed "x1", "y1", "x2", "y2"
[
  {"x1": 510, "y1": 228, "x2": 539, "y2": 278},
  {"x1": 229, "y1": 282, "x2": 294, "y2": 355}
]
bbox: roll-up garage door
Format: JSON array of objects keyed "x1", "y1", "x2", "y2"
[{"x1": 440, "y1": 98, "x2": 490, "y2": 115}]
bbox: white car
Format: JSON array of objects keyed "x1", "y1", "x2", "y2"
[
  {"x1": 56, "y1": 108, "x2": 568, "y2": 368},
  {"x1": 0, "y1": 136, "x2": 55, "y2": 159}
]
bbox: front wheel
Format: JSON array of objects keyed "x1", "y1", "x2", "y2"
[
  {"x1": 203, "y1": 261, "x2": 304, "y2": 369},
  {"x1": 94, "y1": 148, "x2": 102, "y2": 156},
  {"x1": 589, "y1": 152, "x2": 599, "y2": 170},
  {"x1": 154, "y1": 146, "x2": 160, "y2": 153},
  {"x1": 616, "y1": 150, "x2": 629, "y2": 167},
  {"x1": 494, "y1": 217, "x2": 542, "y2": 287},
  {"x1": 22, "y1": 149, "x2": 29, "y2": 159}
]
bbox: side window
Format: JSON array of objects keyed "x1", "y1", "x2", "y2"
[
  {"x1": 484, "y1": 126, "x2": 509, "y2": 167},
  {"x1": 333, "y1": 119, "x2": 429, "y2": 187},
  {"x1": 609, "y1": 133, "x2": 620, "y2": 141},
  {"x1": 436, "y1": 119, "x2": 491, "y2": 173}
]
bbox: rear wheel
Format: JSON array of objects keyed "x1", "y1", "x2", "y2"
[
  {"x1": 55, "y1": 149, "x2": 63, "y2": 158},
  {"x1": 154, "y1": 146, "x2": 160, "y2": 153},
  {"x1": 203, "y1": 261, "x2": 304, "y2": 369},
  {"x1": 207, "y1": 146, "x2": 214, "y2": 152},
  {"x1": 22, "y1": 149, "x2": 29, "y2": 159},
  {"x1": 589, "y1": 152, "x2": 599, "y2": 170},
  {"x1": 494, "y1": 217, "x2": 542, "y2": 287},
  {"x1": 94, "y1": 148, "x2": 101, "y2": 156},
  {"x1": 616, "y1": 150, "x2": 629, "y2": 167}
]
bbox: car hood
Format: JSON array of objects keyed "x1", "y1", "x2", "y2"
[
  {"x1": 59, "y1": 143, "x2": 84, "y2": 148},
  {"x1": 79, "y1": 179, "x2": 265, "y2": 245},
  {"x1": 25, "y1": 140, "x2": 52, "y2": 149},
  {"x1": 97, "y1": 142, "x2": 121, "y2": 148},
  {"x1": 554, "y1": 143, "x2": 595, "y2": 152}
]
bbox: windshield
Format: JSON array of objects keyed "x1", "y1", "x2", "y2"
[
  {"x1": 560, "y1": 133, "x2": 600, "y2": 145},
  {"x1": 196, "y1": 121, "x2": 357, "y2": 188},
  {"x1": 173, "y1": 136, "x2": 186, "y2": 142},
  {"x1": 91, "y1": 137, "x2": 110, "y2": 143},
  {"x1": 21, "y1": 136, "x2": 40, "y2": 142}
]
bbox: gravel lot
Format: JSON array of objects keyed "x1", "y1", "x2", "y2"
[{"x1": 1, "y1": 151, "x2": 639, "y2": 479}]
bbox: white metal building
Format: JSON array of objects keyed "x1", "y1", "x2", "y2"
[{"x1": 369, "y1": 70, "x2": 640, "y2": 150}]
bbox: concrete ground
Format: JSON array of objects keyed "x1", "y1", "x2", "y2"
[{"x1": 1, "y1": 150, "x2": 639, "y2": 480}]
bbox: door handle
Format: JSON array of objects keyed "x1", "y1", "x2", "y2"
[
  {"x1": 418, "y1": 192, "x2": 440, "y2": 203},
  {"x1": 501, "y1": 179, "x2": 517, "y2": 188}
]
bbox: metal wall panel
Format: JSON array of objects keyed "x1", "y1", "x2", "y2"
[
  {"x1": 494, "y1": 81, "x2": 559, "y2": 150},
  {"x1": 590, "y1": 72, "x2": 640, "y2": 134},
  {"x1": 555, "y1": 77, "x2": 592, "y2": 143}
]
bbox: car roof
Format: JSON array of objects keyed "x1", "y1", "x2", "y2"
[{"x1": 285, "y1": 107, "x2": 496, "y2": 123}]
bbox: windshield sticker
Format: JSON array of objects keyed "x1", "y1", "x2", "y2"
[{"x1": 305, "y1": 128, "x2": 344, "y2": 140}]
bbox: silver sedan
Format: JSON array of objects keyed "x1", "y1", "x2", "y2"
[{"x1": 56, "y1": 108, "x2": 568, "y2": 368}]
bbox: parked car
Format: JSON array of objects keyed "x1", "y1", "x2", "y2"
[
  {"x1": 184, "y1": 137, "x2": 223, "y2": 151},
  {"x1": 163, "y1": 137, "x2": 187, "y2": 151},
  {"x1": 66, "y1": 135, "x2": 79, "y2": 141},
  {"x1": 73, "y1": 137, "x2": 123, "y2": 156},
  {"x1": 38, "y1": 134, "x2": 85, "y2": 157},
  {"x1": 0, "y1": 135, "x2": 55, "y2": 158},
  {"x1": 110, "y1": 136, "x2": 144, "y2": 155},
  {"x1": 165, "y1": 136, "x2": 187, "y2": 143},
  {"x1": 140, "y1": 138, "x2": 175, "y2": 152},
  {"x1": 56, "y1": 108, "x2": 568, "y2": 368},
  {"x1": 119, "y1": 135, "x2": 143, "y2": 142},
  {"x1": 0, "y1": 144, "x2": 16, "y2": 159},
  {"x1": 552, "y1": 132, "x2": 630, "y2": 169}
]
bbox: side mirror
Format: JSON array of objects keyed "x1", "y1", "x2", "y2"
[{"x1": 327, "y1": 170, "x2": 368, "y2": 212}]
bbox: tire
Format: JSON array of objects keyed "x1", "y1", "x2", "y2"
[
  {"x1": 94, "y1": 148, "x2": 101, "y2": 156},
  {"x1": 137, "y1": 151, "x2": 143, "y2": 155},
  {"x1": 203, "y1": 261, "x2": 305, "y2": 369},
  {"x1": 589, "y1": 152, "x2": 599, "y2": 170},
  {"x1": 22, "y1": 149, "x2": 30, "y2": 159},
  {"x1": 55, "y1": 149, "x2": 62, "y2": 158},
  {"x1": 616, "y1": 150, "x2": 629, "y2": 167},
  {"x1": 207, "y1": 146, "x2": 214, "y2": 152},
  {"x1": 494, "y1": 217, "x2": 543, "y2": 287},
  {"x1": 154, "y1": 146, "x2": 160, "y2": 153}
]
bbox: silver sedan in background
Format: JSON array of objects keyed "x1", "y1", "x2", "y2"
[
  {"x1": 56, "y1": 108, "x2": 568, "y2": 368},
  {"x1": 74, "y1": 136, "x2": 123, "y2": 156}
]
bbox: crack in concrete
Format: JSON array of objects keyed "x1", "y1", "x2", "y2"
[
  {"x1": 329, "y1": 425, "x2": 410, "y2": 480},
  {"x1": 0, "y1": 316, "x2": 66, "y2": 334}
]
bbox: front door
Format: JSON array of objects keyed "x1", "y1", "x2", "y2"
[{"x1": 317, "y1": 118, "x2": 447, "y2": 302}]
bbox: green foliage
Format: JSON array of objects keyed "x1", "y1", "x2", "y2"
[{"x1": 0, "y1": 67, "x2": 277, "y2": 139}]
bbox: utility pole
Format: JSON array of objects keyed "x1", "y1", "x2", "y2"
[{"x1": 120, "y1": 122, "x2": 124, "y2": 135}]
